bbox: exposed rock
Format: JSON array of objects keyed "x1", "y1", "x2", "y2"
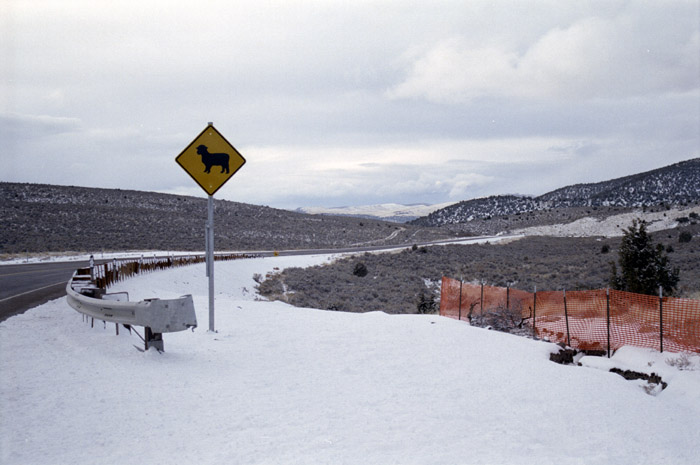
[
  {"x1": 609, "y1": 368, "x2": 668, "y2": 391},
  {"x1": 549, "y1": 343, "x2": 579, "y2": 365}
]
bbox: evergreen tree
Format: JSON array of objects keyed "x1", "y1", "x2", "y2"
[{"x1": 609, "y1": 219, "x2": 680, "y2": 295}]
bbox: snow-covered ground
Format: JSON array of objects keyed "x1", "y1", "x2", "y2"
[
  {"x1": 2, "y1": 254, "x2": 699, "y2": 464},
  {"x1": 512, "y1": 205, "x2": 700, "y2": 237}
]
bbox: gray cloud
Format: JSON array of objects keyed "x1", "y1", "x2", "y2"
[
  {"x1": 388, "y1": 7, "x2": 699, "y2": 102},
  {"x1": 2, "y1": 0, "x2": 698, "y2": 209}
]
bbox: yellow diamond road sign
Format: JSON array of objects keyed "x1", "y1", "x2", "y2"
[{"x1": 176, "y1": 124, "x2": 246, "y2": 196}]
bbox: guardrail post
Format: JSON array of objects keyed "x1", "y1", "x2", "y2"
[{"x1": 145, "y1": 327, "x2": 164, "y2": 352}]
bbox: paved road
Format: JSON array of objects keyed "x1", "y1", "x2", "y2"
[
  {"x1": 0, "y1": 235, "x2": 511, "y2": 323},
  {"x1": 0, "y1": 261, "x2": 90, "y2": 322},
  {"x1": 0, "y1": 246, "x2": 408, "y2": 322}
]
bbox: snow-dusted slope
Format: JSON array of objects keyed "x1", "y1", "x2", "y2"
[
  {"x1": 1, "y1": 183, "x2": 451, "y2": 254},
  {"x1": 2, "y1": 255, "x2": 699, "y2": 464},
  {"x1": 415, "y1": 158, "x2": 700, "y2": 226},
  {"x1": 512, "y1": 204, "x2": 700, "y2": 237}
]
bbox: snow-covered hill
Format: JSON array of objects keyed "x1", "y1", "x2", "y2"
[
  {"x1": 2, "y1": 255, "x2": 699, "y2": 464},
  {"x1": 0, "y1": 183, "x2": 448, "y2": 254},
  {"x1": 414, "y1": 158, "x2": 700, "y2": 227},
  {"x1": 296, "y1": 201, "x2": 456, "y2": 223}
]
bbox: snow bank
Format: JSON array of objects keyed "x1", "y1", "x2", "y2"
[
  {"x1": 2, "y1": 255, "x2": 699, "y2": 464},
  {"x1": 512, "y1": 205, "x2": 700, "y2": 237}
]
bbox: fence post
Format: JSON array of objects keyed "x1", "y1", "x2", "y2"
[
  {"x1": 563, "y1": 289, "x2": 571, "y2": 347},
  {"x1": 659, "y1": 286, "x2": 664, "y2": 353},
  {"x1": 506, "y1": 285, "x2": 510, "y2": 310},
  {"x1": 606, "y1": 288, "x2": 611, "y2": 358},
  {"x1": 458, "y1": 279, "x2": 463, "y2": 321},
  {"x1": 532, "y1": 286, "x2": 537, "y2": 339},
  {"x1": 480, "y1": 281, "x2": 484, "y2": 316}
]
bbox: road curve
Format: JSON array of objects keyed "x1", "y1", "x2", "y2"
[{"x1": 0, "y1": 235, "x2": 513, "y2": 322}]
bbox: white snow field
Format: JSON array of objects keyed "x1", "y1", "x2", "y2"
[
  {"x1": 511, "y1": 205, "x2": 700, "y2": 238},
  {"x1": 2, "y1": 254, "x2": 699, "y2": 465}
]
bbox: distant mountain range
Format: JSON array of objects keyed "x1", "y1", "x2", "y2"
[
  {"x1": 411, "y1": 158, "x2": 700, "y2": 227},
  {"x1": 295, "y1": 202, "x2": 456, "y2": 223}
]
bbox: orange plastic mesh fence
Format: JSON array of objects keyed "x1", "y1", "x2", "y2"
[
  {"x1": 439, "y1": 277, "x2": 700, "y2": 353},
  {"x1": 662, "y1": 294, "x2": 700, "y2": 352},
  {"x1": 481, "y1": 284, "x2": 506, "y2": 312},
  {"x1": 509, "y1": 288, "x2": 535, "y2": 320},
  {"x1": 460, "y1": 284, "x2": 484, "y2": 318},
  {"x1": 439, "y1": 277, "x2": 462, "y2": 320},
  {"x1": 439, "y1": 278, "x2": 526, "y2": 321},
  {"x1": 608, "y1": 290, "x2": 661, "y2": 352},
  {"x1": 534, "y1": 290, "x2": 609, "y2": 352}
]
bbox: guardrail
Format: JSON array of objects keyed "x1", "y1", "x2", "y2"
[
  {"x1": 90, "y1": 253, "x2": 247, "y2": 289},
  {"x1": 66, "y1": 253, "x2": 256, "y2": 351}
]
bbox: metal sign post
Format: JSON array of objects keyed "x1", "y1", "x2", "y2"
[
  {"x1": 207, "y1": 195, "x2": 215, "y2": 331},
  {"x1": 175, "y1": 122, "x2": 246, "y2": 332}
]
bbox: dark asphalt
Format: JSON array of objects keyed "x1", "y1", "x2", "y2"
[{"x1": 0, "y1": 261, "x2": 89, "y2": 322}]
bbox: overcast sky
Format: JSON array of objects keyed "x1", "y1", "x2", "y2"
[{"x1": 2, "y1": 0, "x2": 699, "y2": 210}]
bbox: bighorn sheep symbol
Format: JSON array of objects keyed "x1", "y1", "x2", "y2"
[{"x1": 196, "y1": 144, "x2": 230, "y2": 174}]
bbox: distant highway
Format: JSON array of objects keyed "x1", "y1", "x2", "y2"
[{"x1": 0, "y1": 235, "x2": 512, "y2": 322}]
